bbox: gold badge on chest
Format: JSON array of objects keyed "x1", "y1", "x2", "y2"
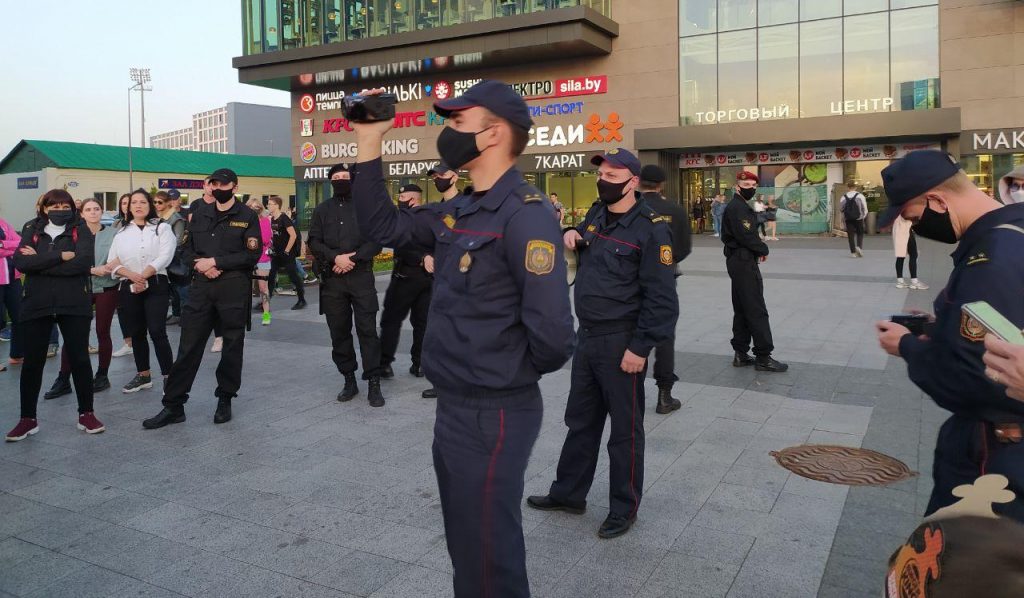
[{"x1": 459, "y1": 251, "x2": 473, "y2": 273}]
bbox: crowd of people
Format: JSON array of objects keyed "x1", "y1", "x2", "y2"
[{"x1": 4, "y1": 79, "x2": 1024, "y2": 597}]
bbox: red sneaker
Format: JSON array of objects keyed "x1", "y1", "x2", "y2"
[
  {"x1": 77, "y1": 412, "x2": 105, "y2": 435},
  {"x1": 5, "y1": 418, "x2": 39, "y2": 442}
]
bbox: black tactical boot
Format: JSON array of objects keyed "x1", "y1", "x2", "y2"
[
  {"x1": 44, "y1": 374, "x2": 72, "y2": 400},
  {"x1": 380, "y1": 364, "x2": 395, "y2": 379},
  {"x1": 755, "y1": 356, "x2": 789, "y2": 373},
  {"x1": 732, "y1": 352, "x2": 755, "y2": 367},
  {"x1": 367, "y1": 377, "x2": 385, "y2": 408},
  {"x1": 655, "y1": 387, "x2": 681, "y2": 414},
  {"x1": 337, "y1": 373, "x2": 359, "y2": 402}
]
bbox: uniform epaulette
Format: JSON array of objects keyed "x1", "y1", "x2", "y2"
[
  {"x1": 522, "y1": 193, "x2": 543, "y2": 204},
  {"x1": 641, "y1": 205, "x2": 664, "y2": 223}
]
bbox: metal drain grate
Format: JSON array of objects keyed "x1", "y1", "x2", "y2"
[{"x1": 770, "y1": 444, "x2": 917, "y2": 486}]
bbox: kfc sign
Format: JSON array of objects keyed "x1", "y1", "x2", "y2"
[{"x1": 321, "y1": 111, "x2": 427, "y2": 135}]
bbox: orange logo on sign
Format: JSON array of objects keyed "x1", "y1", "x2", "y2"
[{"x1": 584, "y1": 113, "x2": 625, "y2": 143}]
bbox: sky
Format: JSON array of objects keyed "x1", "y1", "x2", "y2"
[{"x1": 0, "y1": 0, "x2": 290, "y2": 155}]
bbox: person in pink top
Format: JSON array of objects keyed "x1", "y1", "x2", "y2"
[
  {"x1": 0, "y1": 217, "x2": 23, "y2": 371},
  {"x1": 248, "y1": 200, "x2": 274, "y2": 326}
]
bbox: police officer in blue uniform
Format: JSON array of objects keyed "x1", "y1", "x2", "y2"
[
  {"x1": 378, "y1": 184, "x2": 432, "y2": 379},
  {"x1": 528, "y1": 149, "x2": 679, "y2": 539},
  {"x1": 143, "y1": 168, "x2": 261, "y2": 428},
  {"x1": 722, "y1": 171, "x2": 788, "y2": 372},
  {"x1": 638, "y1": 164, "x2": 691, "y2": 414},
  {"x1": 349, "y1": 80, "x2": 575, "y2": 598},
  {"x1": 876, "y1": 150, "x2": 1024, "y2": 522}
]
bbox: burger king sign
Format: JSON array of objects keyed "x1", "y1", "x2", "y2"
[{"x1": 300, "y1": 142, "x2": 317, "y2": 164}]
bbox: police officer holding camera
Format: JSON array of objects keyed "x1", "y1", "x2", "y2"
[
  {"x1": 143, "y1": 168, "x2": 261, "y2": 429},
  {"x1": 308, "y1": 163, "x2": 386, "y2": 407},
  {"x1": 875, "y1": 150, "x2": 1024, "y2": 522},
  {"x1": 349, "y1": 80, "x2": 574, "y2": 598}
]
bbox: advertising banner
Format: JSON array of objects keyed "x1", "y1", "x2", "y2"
[{"x1": 680, "y1": 142, "x2": 939, "y2": 169}]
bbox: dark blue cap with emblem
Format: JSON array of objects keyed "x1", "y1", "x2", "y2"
[
  {"x1": 591, "y1": 148, "x2": 642, "y2": 177},
  {"x1": 879, "y1": 150, "x2": 962, "y2": 228},
  {"x1": 427, "y1": 162, "x2": 454, "y2": 176},
  {"x1": 166, "y1": 189, "x2": 181, "y2": 200},
  {"x1": 433, "y1": 80, "x2": 534, "y2": 132}
]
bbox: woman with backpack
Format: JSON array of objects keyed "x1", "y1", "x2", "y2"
[
  {"x1": 43, "y1": 198, "x2": 120, "y2": 399},
  {"x1": 6, "y1": 189, "x2": 104, "y2": 441},
  {"x1": 267, "y1": 195, "x2": 306, "y2": 310},
  {"x1": 105, "y1": 189, "x2": 176, "y2": 394}
]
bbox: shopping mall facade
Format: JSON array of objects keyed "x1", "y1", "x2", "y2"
[{"x1": 234, "y1": 0, "x2": 1024, "y2": 233}]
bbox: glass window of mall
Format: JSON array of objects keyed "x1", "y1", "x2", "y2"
[
  {"x1": 243, "y1": 0, "x2": 611, "y2": 53},
  {"x1": 679, "y1": 0, "x2": 938, "y2": 125}
]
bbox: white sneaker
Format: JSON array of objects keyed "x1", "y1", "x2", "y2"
[
  {"x1": 896, "y1": 278, "x2": 908, "y2": 289},
  {"x1": 211, "y1": 337, "x2": 223, "y2": 353},
  {"x1": 112, "y1": 344, "x2": 133, "y2": 358},
  {"x1": 849, "y1": 253, "x2": 858, "y2": 258},
  {"x1": 910, "y1": 279, "x2": 929, "y2": 290},
  {"x1": 855, "y1": 247, "x2": 864, "y2": 257}
]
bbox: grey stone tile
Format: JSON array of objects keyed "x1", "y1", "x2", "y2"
[
  {"x1": 229, "y1": 530, "x2": 351, "y2": 580},
  {"x1": 727, "y1": 538, "x2": 828, "y2": 598},
  {"x1": 11, "y1": 475, "x2": 126, "y2": 512},
  {"x1": 350, "y1": 522, "x2": 446, "y2": 563},
  {"x1": 367, "y1": 565, "x2": 453, "y2": 598},
  {"x1": 0, "y1": 545, "x2": 89, "y2": 596},
  {"x1": 265, "y1": 502, "x2": 384, "y2": 546},
  {"x1": 102, "y1": 535, "x2": 194, "y2": 579},
  {"x1": 0, "y1": 460, "x2": 59, "y2": 492},
  {"x1": 689, "y1": 503, "x2": 768, "y2": 536},
  {"x1": 643, "y1": 552, "x2": 740, "y2": 598},
  {"x1": 89, "y1": 492, "x2": 168, "y2": 524},
  {"x1": 545, "y1": 564, "x2": 647, "y2": 598},
  {"x1": 525, "y1": 522, "x2": 600, "y2": 566},
  {"x1": 22, "y1": 563, "x2": 162, "y2": 598},
  {"x1": 14, "y1": 511, "x2": 109, "y2": 551},
  {"x1": 670, "y1": 525, "x2": 755, "y2": 568},
  {"x1": 822, "y1": 553, "x2": 887, "y2": 595},
  {"x1": 576, "y1": 539, "x2": 667, "y2": 583},
  {"x1": 706, "y1": 483, "x2": 779, "y2": 512},
  {"x1": 143, "y1": 551, "x2": 255, "y2": 597},
  {"x1": 311, "y1": 550, "x2": 406, "y2": 596}
]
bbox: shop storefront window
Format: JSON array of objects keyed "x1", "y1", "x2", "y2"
[
  {"x1": 717, "y1": 30, "x2": 756, "y2": 112},
  {"x1": 758, "y1": 24, "x2": 798, "y2": 112},
  {"x1": 758, "y1": 0, "x2": 796, "y2": 26},
  {"x1": 680, "y1": 35, "x2": 718, "y2": 125},
  {"x1": 843, "y1": 160, "x2": 889, "y2": 213},
  {"x1": 844, "y1": 0, "x2": 886, "y2": 15},
  {"x1": 680, "y1": 0, "x2": 717, "y2": 36},
  {"x1": 244, "y1": 0, "x2": 264, "y2": 54},
  {"x1": 263, "y1": 0, "x2": 280, "y2": 51},
  {"x1": 799, "y1": 18, "x2": 842, "y2": 117},
  {"x1": 800, "y1": 0, "x2": 840, "y2": 20},
  {"x1": 961, "y1": 154, "x2": 1024, "y2": 198},
  {"x1": 843, "y1": 12, "x2": 890, "y2": 104},
  {"x1": 891, "y1": 6, "x2": 939, "y2": 109},
  {"x1": 719, "y1": 0, "x2": 755, "y2": 31}
]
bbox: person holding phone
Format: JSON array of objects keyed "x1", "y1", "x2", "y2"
[
  {"x1": 984, "y1": 335, "x2": 1024, "y2": 402},
  {"x1": 874, "y1": 150, "x2": 1024, "y2": 523},
  {"x1": 106, "y1": 189, "x2": 176, "y2": 394}
]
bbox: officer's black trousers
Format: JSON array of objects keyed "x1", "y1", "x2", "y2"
[
  {"x1": 269, "y1": 253, "x2": 305, "y2": 301},
  {"x1": 433, "y1": 388, "x2": 541, "y2": 598},
  {"x1": 550, "y1": 329, "x2": 647, "y2": 518},
  {"x1": 726, "y1": 254, "x2": 774, "y2": 357},
  {"x1": 321, "y1": 270, "x2": 382, "y2": 379},
  {"x1": 653, "y1": 339, "x2": 678, "y2": 389},
  {"x1": 162, "y1": 275, "x2": 249, "y2": 410},
  {"x1": 927, "y1": 414, "x2": 1024, "y2": 523},
  {"x1": 379, "y1": 273, "x2": 431, "y2": 367}
]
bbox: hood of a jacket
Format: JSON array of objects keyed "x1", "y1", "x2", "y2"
[{"x1": 997, "y1": 164, "x2": 1024, "y2": 205}]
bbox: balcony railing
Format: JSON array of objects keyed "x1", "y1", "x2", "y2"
[{"x1": 243, "y1": 0, "x2": 611, "y2": 55}]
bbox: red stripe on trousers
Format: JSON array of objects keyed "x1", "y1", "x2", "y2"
[
  {"x1": 629, "y1": 374, "x2": 639, "y2": 518},
  {"x1": 481, "y1": 408, "x2": 506, "y2": 598}
]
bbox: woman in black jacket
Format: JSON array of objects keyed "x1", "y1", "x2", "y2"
[{"x1": 5, "y1": 189, "x2": 105, "y2": 442}]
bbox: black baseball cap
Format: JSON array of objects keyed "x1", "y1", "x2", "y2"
[
  {"x1": 879, "y1": 150, "x2": 962, "y2": 228},
  {"x1": 434, "y1": 80, "x2": 534, "y2": 132},
  {"x1": 399, "y1": 184, "x2": 423, "y2": 194},
  {"x1": 427, "y1": 163, "x2": 454, "y2": 176},
  {"x1": 591, "y1": 148, "x2": 641, "y2": 177},
  {"x1": 166, "y1": 189, "x2": 181, "y2": 200},
  {"x1": 640, "y1": 165, "x2": 666, "y2": 184},
  {"x1": 208, "y1": 168, "x2": 238, "y2": 184},
  {"x1": 327, "y1": 163, "x2": 350, "y2": 178}
]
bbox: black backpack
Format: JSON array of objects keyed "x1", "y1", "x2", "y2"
[{"x1": 842, "y1": 192, "x2": 862, "y2": 220}]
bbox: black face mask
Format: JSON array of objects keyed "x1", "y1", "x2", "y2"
[
  {"x1": 437, "y1": 127, "x2": 489, "y2": 171},
  {"x1": 331, "y1": 179, "x2": 352, "y2": 198},
  {"x1": 597, "y1": 179, "x2": 631, "y2": 205},
  {"x1": 912, "y1": 204, "x2": 958, "y2": 244},
  {"x1": 211, "y1": 189, "x2": 235, "y2": 204},
  {"x1": 434, "y1": 176, "x2": 454, "y2": 194},
  {"x1": 47, "y1": 210, "x2": 74, "y2": 226},
  {"x1": 738, "y1": 187, "x2": 757, "y2": 201}
]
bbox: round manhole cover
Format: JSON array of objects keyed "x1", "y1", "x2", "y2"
[{"x1": 770, "y1": 444, "x2": 917, "y2": 486}]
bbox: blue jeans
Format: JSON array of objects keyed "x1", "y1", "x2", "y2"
[
  {"x1": 713, "y1": 213, "x2": 723, "y2": 236},
  {"x1": 295, "y1": 258, "x2": 307, "y2": 279}
]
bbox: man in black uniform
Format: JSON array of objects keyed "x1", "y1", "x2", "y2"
[
  {"x1": 308, "y1": 163, "x2": 385, "y2": 407},
  {"x1": 143, "y1": 168, "x2": 261, "y2": 428},
  {"x1": 876, "y1": 150, "x2": 1024, "y2": 522},
  {"x1": 350, "y1": 81, "x2": 575, "y2": 598},
  {"x1": 528, "y1": 149, "x2": 679, "y2": 539},
  {"x1": 379, "y1": 184, "x2": 432, "y2": 379},
  {"x1": 721, "y1": 171, "x2": 788, "y2": 372},
  {"x1": 638, "y1": 164, "x2": 691, "y2": 414}
]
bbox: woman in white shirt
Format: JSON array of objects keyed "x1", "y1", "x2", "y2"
[{"x1": 105, "y1": 189, "x2": 176, "y2": 394}]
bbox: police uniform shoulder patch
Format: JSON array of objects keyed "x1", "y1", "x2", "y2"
[
  {"x1": 586, "y1": 224, "x2": 597, "y2": 233},
  {"x1": 179, "y1": 231, "x2": 189, "y2": 246},
  {"x1": 522, "y1": 193, "x2": 543, "y2": 204},
  {"x1": 660, "y1": 245, "x2": 673, "y2": 266},
  {"x1": 246, "y1": 237, "x2": 259, "y2": 251},
  {"x1": 742, "y1": 219, "x2": 752, "y2": 230},
  {"x1": 966, "y1": 252, "x2": 990, "y2": 266},
  {"x1": 229, "y1": 221, "x2": 248, "y2": 228},
  {"x1": 960, "y1": 313, "x2": 986, "y2": 342},
  {"x1": 442, "y1": 214, "x2": 456, "y2": 229},
  {"x1": 525, "y1": 240, "x2": 555, "y2": 275},
  {"x1": 651, "y1": 216, "x2": 667, "y2": 224}
]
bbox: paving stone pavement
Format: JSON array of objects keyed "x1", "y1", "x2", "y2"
[{"x1": 0, "y1": 234, "x2": 952, "y2": 597}]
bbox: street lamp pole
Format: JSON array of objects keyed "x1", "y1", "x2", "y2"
[{"x1": 128, "y1": 84, "x2": 136, "y2": 190}]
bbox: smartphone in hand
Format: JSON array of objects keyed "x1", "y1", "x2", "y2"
[
  {"x1": 962, "y1": 301, "x2": 1024, "y2": 345},
  {"x1": 890, "y1": 313, "x2": 931, "y2": 336}
]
